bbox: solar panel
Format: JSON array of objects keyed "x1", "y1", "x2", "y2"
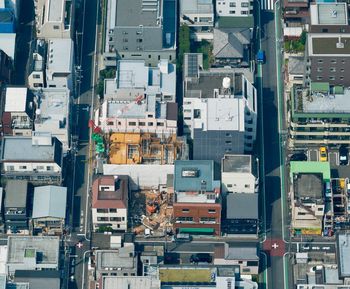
[{"x1": 187, "y1": 54, "x2": 198, "y2": 77}]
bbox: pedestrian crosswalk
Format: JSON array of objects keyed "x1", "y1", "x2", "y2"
[{"x1": 260, "y1": 0, "x2": 275, "y2": 11}]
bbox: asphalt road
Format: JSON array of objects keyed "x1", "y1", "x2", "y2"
[{"x1": 260, "y1": 8, "x2": 288, "y2": 289}]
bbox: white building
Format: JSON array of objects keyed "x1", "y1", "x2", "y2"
[
  {"x1": 0, "y1": 33, "x2": 16, "y2": 60},
  {"x1": 0, "y1": 133, "x2": 63, "y2": 184},
  {"x1": 215, "y1": 0, "x2": 253, "y2": 17},
  {"x1": 46, "y1": 38, "x2": 74, "y2": 90},
  {"x1": 34, "y1": 88, "x2": 70, "y2": 153},
  {"x1": 34, "y1": 0, "x2": 74, "y2": 39},
  {"x1": 27, "y1": 40, "x2": 46, "y2": 89},
  {"x1": 92, "y1": 176, "x2": 128, "y2": 231},
  {"x1": 2, "y1": 87, "x2": 33, "y2": 136},
  {"x1": 179, "y1": 0, "x2": 214, "y2": 41},
  {"x1": 221, "y1": 154, "x2": 257, "y2": 194}
]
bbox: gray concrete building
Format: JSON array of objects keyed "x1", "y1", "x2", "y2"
[{"x1": 104, "y1": 0, "x2": 177, "y2": 67}]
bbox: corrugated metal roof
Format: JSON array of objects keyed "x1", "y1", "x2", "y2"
[{"x1": 32, "y1": 186, "x2": 67, "y2": 219}]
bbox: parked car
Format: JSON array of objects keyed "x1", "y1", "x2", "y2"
[
  {"x1": 290, "y1": 153, "x2": 307, "y2": 161},
  {"x1": 190, "y1": 253, "x2": 212, "y2": 263},
  {"x1": 319, "y1": 146, "x2": 328, "y2": 162},
  {"x1": 173, "y1": 233, "x2": 192, "y2": 242},
  {"x1": 339, "y1": 146, "x2": 348, "y2": 165}
]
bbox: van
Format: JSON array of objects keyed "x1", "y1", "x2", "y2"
[{"x1": 174, "y1": 233, "x2": 192, "y2": 242}]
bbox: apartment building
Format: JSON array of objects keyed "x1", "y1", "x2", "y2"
[
  {"x1": 33, "y1": 88, "x2": 71, "y2": 153},
  {"x1": 283, "y1": 0, "x2": 309, "y2": 37},
  {"x1": 92, "y1": 176, "x2": 128, "y2": 232},
  {"x1": 290, "y1": 84, "x2": 350, "y2": 147},
  {"x1": 6, "y1": 236, "x2": 60, "y2": 276},
  {"x1": 34, "y1": 0, "x2": 74, "y2": 39},
  {"x1": 32, "y1": 186, "x2": 67, "y2": 235},
  {"x1": 221, "y1": 154, "x2": 257, "y2": 194},
  {"x1": 46, "y1": 38, "x2": 74, "y2": 90},
  {"x1": 2, "y1": 87, "x2": 33, "y2": 136},
  {"x1": 215, "y1": 0, "x2": 253, "y2": 17},
  {"x1": 179, "y1": 0, "x2": 214, "y2": 41},
  {"x1": 183, "y1": 54, "x2": 257, "y2": 166},
  {"x1": 290, "y1": 161, "x2": 330, "y2": 236},
  {"x1": 173, "y1": 160, "x2": 221, "y2": 236},
  {"x1": 0, "y1": 133, "x2": 63, "y2": 184},
  {"x1": 104, "y1": 0, "x2": 176, "y2": 67},
  {"x1": 4, "y1": 180, "x2": 29, "y2": 231}
]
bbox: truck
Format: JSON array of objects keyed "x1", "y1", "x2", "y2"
[{"x1": 257, "y1": 50, "x2": 266, "y2": 64}]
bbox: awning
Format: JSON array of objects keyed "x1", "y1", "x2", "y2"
[{"x1": 179, "y1": 227, "x2": 214, "y2": 234}]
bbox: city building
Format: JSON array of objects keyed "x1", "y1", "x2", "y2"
[
  {"x1": 283, "y1": 0, "x2": 308, "y2": 37},
  {"x1": 290, "y1": 161, "x2": 330, "y2": 236},
  {"x1": 101, "y1": 276, "x2": 160, "y2": 289},
  {"x1": 159, "y1": 266, "x2": 258, "y2": 289},
  {"x1": 213, "y1": 28, "x2": 251, "y2": 68},
  {"x1": 0, "y1": 8, "x2": 15, "y2": 33},
  {"x1": 290, "y1": 84, "x2": 350, "y2": 146},
  {"x1": 46, "y1": 38, "x2": 74, "y2": 90},
  {"x1": 103, "y1": 0, "x2": 176, "y2": 67},
  {"x1": 14, "y1": 271, "x2": 60, "y2": 289},
  {"x1": 306, "y1": 33, "x2": 350, "y2": 87},
  {"x1": 0, "y1": 49, "x2": 13, "y2": 83},
  {"x1": 34, "y1": 0, "x2": 74, "y2": 39},
  {"x1": 221, "y1": 154, "x2": 258, "y2": 194},
  {"x1": 92, "y1": 176, "x2": 128, "y2": 232},
  {"x1": 2, "y1": 87, "x2": 33, "y2": 136},
  {"x1": 179, "y1": 0, "x2": 214, "y2": 41},
  {"x1": 287, "y1": 56, "x2": 304, "y2": 87},
  {"x1": 0, "y1": 32, "x2": 15, "y2": 60},
  {"x1": 33, "y1": 88, "x2": 71, "y2": 153},
  {"x1": 27, "y1": 40, "x2": 46, "y2": 89},
  {"x1": 223, "y1": 193, "x2": 258, "y2": 236},
  {"x1": 95, "y1": 244, "x2": 138, "y2": 280},
  {"x1": 108, "y1": 133, "x2": 187, "y2": 165},
  {"x1": 183, "y1": 54, "x2": 257, "y2": 166},
  {"x1": 214, "y1": 242, "x2": 259, "y2": 275},
  {"x1": 337, "y1": 232, "x2": 350, "y2": 279},
  {"x1": 32, "y1": 186, "x2": 67, "y2": 235},
  {"x1": 4, "y1": 180, "x2": 29, "y2": 231},
  {"x1": 104, "y1": 59, "x2": 176, "y2": 102},
  {"x1": 173, "y1": 160, "x2": 221, "y2": 236},
  {"x1": 215, "y1": 0, "x2": 253, "y2": 18},
  {"x1": 0, "y1": 133, "x2": 63, "y2": 184},
  {"x1": 6, "y1": 236, "x2": 60, "y2": 275}
]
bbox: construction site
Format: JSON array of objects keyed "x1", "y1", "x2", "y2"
[
  {"x1": 108, "y1": 132, "x2": 188, "y2": 165},
  {"x1": 129, "y1": 185, "x2": 174, "y2": 237}
]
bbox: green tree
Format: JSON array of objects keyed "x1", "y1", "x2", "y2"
[{"x1": 177, "y1": 24, "x2": 191, "y2": 70}]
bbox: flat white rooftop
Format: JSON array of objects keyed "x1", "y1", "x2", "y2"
[
  {"x1": 5, "y1": 87, "x2": 27, "y2": 112},
  {"x1": 303, "y1": 90, "x2": 350, "y2": 113},
  {"x1": 311, "y1": 3, "x2": 348, "y2": 25},
  {"x1": 48, "y1": 0, "x2": 64, "y2": 22},
  {"x1": 0, "y1": 33, "x2": 16, "y2": 59},
  {"x1": 47, "y1": 38, "x2": 73, "y2": 75}
]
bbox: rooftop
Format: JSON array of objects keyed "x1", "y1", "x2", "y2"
[
  {"x1": 159, "y1": 267, "x2": 215, "y2": 283},
  {"x1": 222, "y1": 154, "x2": 252, "y2": 173},
  {"x1": 217, "y1": 16, "x2": 254, "y2": 29},
  {"x1": 214, "y1": 242, "x2": 259, "y2": 260},
  {"x1": 7, "y1": 236, "x2": 59, "y2": 265},
  {"x1": 5, "y1": 180, "x2": 28, "y2": 208},
  {"x1": 116, "y1": 0, "x2": 162, "y2": 27},
  {"x1": 35, "y1": 88, "x2": 69, "y2": 128},
  {"x1": 102, "y1": 276, "x2": 160, "y2": 289},
  {"x1": 0, "y1": 8, "x2": 14, "y2": 23},
  {"x1": 294, "y1": 173, "x2": 324, "y2": 200},
  {"x1": 288, "y1": 56, "x2": 304, "y2": 76},
  {"x1": 96, "y1": 246, "x2": 135, "y2": 270},
  {"x1": 4, "y1": 87, "x2": 28, "y2": 112},
  {"x1": 92, "y1": 176, "x2": 128, "y2": 209},
  {"x1": 174, "y1": 160, "x2": 216, "y2": 192},
  {"x1": 180, "y1": 0, "x2": 213, "y2": 14},
  {"x1": 310, "y1": 3, "x2": 348, "y2": 26},
  {"x1": 0, "y1": 33, "x2": 16, "y2": 59},
  {"x1": 14, "y1": 270, "x2": 61, "y2": 289},
  {"x1": 309, "y1": 33, "x2": 350, "y2": 55},
  {"x1": 226, "y1": 193, "x2": 258, "y2": 219},
  {"x1": 290, "y1": 161, "x2": 331, "y2": 182},
  {"x1": 32, "y1": 186, "x2": 67, "y2": 219},
  {"x1": 48, "y1": 0, "x2": 64, "y2": 22},
  {"x1": 337, "y1": 233, "x2": 350, "y2": 277},
  {"x1": 1, "y1": 136, "x2": 61, "y2": 163},
  {"x1": 46, "y1": 38, "x2": 73, "y2": 75}
]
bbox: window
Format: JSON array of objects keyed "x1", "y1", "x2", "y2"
[
  {"x1": 37, "y1": 166, "x2": 44, "y2": 170},
  {"x1": 184, "y1": 109, "x2": 191, "y2": 113},
  {"x1": 317, "y1": 76, "x2": 323, "y2": 80},
  {"x1": 331, "y1": 59, "x2": 337, "y2": 64},
  {"x1": 200, "y1": 217, "x2": 216, "y2": 222},
  {"x1": 341, "y1": 68, "x2": 345, "y2": 72},
  {"x1": 194, "y1": 109, "x2": 201, "y2": 119},
  {"x1": 97, "y1": 209, "x2": 108, "y2": 213},
  {"x1": 182, "y1": 208, "x2": 189, "y2": 213},
  {"x1": 46, "y1": 166, "x2": 53, "y2": 171},
  {"x1": 53, "y1": 25, "x2": 59, "y2": 29},
  {"x1": 19, "y1": 166, "x2": 27, "y2": 169},
  {"x1": 110, "y1": 217, "x2": 122, "y2": 221},
  {"x1": 242, "y1": 268, "x2": 251, "y2": 273},
  {"x1": 7, "y1": 166, "x2": 14, "y2": 171},
  {"x1": 107, "y1": 121, "x2": 114, "y2": 125},
  {"x1": 317, "y1": 59, "x2": 323, "y2": 64},
  {"x1": 136, "y1": 38, "x2": 143, "y2": 43},
  {"x1": 139, "y1": 122, "x2": 146, "y2": 126},
  {"x1": 227, "y1": 184, "x2": 233, "y2": 188},
  {"x1": 229, "y1": 10, "x2": 235, "y2": 14},
  {"x1": 123, "y1": 31, "x2": 128, "y2": 35},
  {"x1": 157, "y1": 122, "x2": 164, "y2": 126},
  {"x1": 123, "y1": 38, "x2": 128, "y2": 43},
  {"x1": 241, "y1": 2, "x2": 249, "y2": 6},
  {"x1": 169, "y1": 55, "x2": 172, "y2": 61},
  {"x1": 128, "y1": 122, "x2": 136, "y2": 126},
  {"x1": 322, "y1": 28, "x2": 328, "y2": 33},
  {"x1": 148, "y1": 122, "x2": 154, "y2": 126},
  {"x1": 245, "y1": 184, "x2": 251, "y2": 188},
  {"x1": 158, "y1": 55, "x2": 161, "y2": 60},
  {"x1": 229, "y1": 2, "x2": 236, "y2": 7},
  {"x1": 329, "y1": 76, "x2": 335, "y2": 80},
  {"x1": 136, "y1": 31, "x2": 142, "y2": 35},
  {"x1": 330, "y1": 67, "x2": 336, "y2": 72},
  {"x1": 33, "y1": 74, "x2": 41, "y2": 79},
  {"x1": 208, "y1": 209, "x2": 216, "y2": 214},
  {"x1": 121, "y1": 54, "x2": 124, "y2": 58},
  {"x1": 241, "y1": 10, "x2": 248, "y2": 14},
  {"x1": 148, "y1": 55, "x2": 151, "y2": 59},
  {"x1": 109, "y1": 209, "x2": 117, "y2": 213},
  {"x1": 97, "y1": 217, "x2": 109, "y2": 221},
  {"x1": 123, "y1": 46, "x2": 128, "y2": 50},
  {"x1": 177, "y1": 217, "x2": 193, "y2": 222},
  {"x1": 184, "y1": 117, "x2": 191, "y2": 120},
  {"x1": 317, "y1": 67, "x2": 323, "y2": 72}
]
